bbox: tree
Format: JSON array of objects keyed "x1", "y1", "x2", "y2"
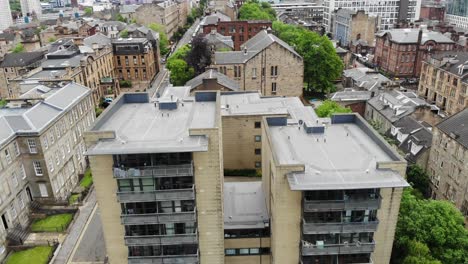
[
  {"x1": 392, "y1": 189, "x2": 468, "y2": 264},
  {"x1": 186, "y1": 34, "x2": 211, "y2": 74},
  {"x1": 166, "y1": 59, "x2": 195, "y2": 86},
  {"x1": 116, "y1": 14, "x2": 127, "y2": 23},
  {"x1": 402, "y1": 241, "x2": 441, "y2": 264},
  {"x1": 48, "y1": 37, "x2": 57, "y2": 43},
  {"x1": 11, "y1": 43, "x2": 25, "y2": 53},
  {"x1": 148, "y1": 23, "x2": 170, "y2": 56},
  {"x1": 314, "y1": 100, "x2": 351, "y2": 117},
  {"x1": 0, "y1": 99, "x2": 7, "y2": 108},
  {"x1": 406, "y1": 165, "x2": 431, "y2": 198},
  {"x1": 84, "y1": 7, "x2": 93, "y2": 16},
  {"x1": 273, "y1": 21, "x2": 343, "y2": 93},
  {"x1": 120, "y1": 29, "x2": 129, "y2": 38},
  {"x1": 239, "y1": 1, "x2": 276, "y2": 21}
]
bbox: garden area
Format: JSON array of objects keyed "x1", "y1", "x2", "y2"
[
  {"x1": 5, "y1": 246, "x2": 53, "y2": 264},
  {"x1": 30, "y1": 214, "x2": 73, "y2": 233},
  {"x1": 80, "y1": 168, "x2": 93, "y2": 189}
]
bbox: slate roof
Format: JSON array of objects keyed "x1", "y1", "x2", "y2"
[
  {"x1": 214, "y1": 30, "x2": 301, "y2": 64},
  {"x1": 200, "y1": 12, "x2": 231, "y2": 25},
  {"x1": 343, "y1": 67, "x2": 390, "y2": 91},
  {"x1": 367, "y1": 90, "x2": 428, "y2": 123},
  {"x1": 185, "y1": 69, "x2": 239, "y2": 91},
  {"x1": 436, "y1": 108, "x2": 468, "y2": 149},
  {"x1": 0, "y1": 51, "x2": 45, "y2": 67},
  {"x1": 330, "y1": 90, "x2": 372, "y2": 101},
  {"x1": 0, "y1": 83, "x2": 91, "y2": 147},
  {"x1": 376, "y1": 28, "x2": 454, "y2": 44},
  {"x1": 399, "y1": 126, "x2": 433, "y2": 163},
  {"x1": 204, "y1": 31, "x2": 234, "y2": 49},
  {"x1": 0, "y1": 32, "x2": 16, "y2": 41},
  {"x1": 83, "y1": 33, "x2": 111, "y2": 47},
  {"x1": 428, "y1": 51, "x2": 468, "y2": 77},
  {"x1": 393, "y1": 116, "x2": 424, "y2": 134}
]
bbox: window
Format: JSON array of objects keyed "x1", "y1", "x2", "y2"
[
  {"x1": 270, "y1": 66, "x2": 278, "y2": 76},
  {"x1": 48, "y1": 158, "x2": 54, "y2": 172},
  {"x1": 271, "y1": 83, "x2": 277, "y2": 95},
  {"x1": 18, "y1": 193, "x2": 25, "y2": 209},
  {"x1": 28, "y1": 139, "x2": 37, "y2": 153},
  {"x1": 55, "y1": 152, "x2": 60, "y2": 165},
  {"x1": 254, "y1": 121, "x2": 261, "y2": 128},
  {"x1": 20, "y1": 164, "x2": 26, "y2": 179},
  {"x1": 33, "y1": 161, "x2": 43, "y2": 176},
  {"x1": 255, "y1": 162, "x2": 261, "y2": 168},
  {"x1": 255, "y1": 148, "x2": 261, "y2": 155},
  {"x1": 12, "y1": 172, "x2": 18, "y2": 187},
  {"x1": 252, "y1": 68, "x2": 257, "y2": 78},
  {"x1": 225, "y1": 248, "x2": 270, "y2": 256},
  {"x1": 5, "y1": 149, "x2": 11, "y2": 164},
  {"x1": 225, "y1": 249, "x2": 236, "y2": 255},
  {"x1": 255, "y1": 135, "x2": 261, "y2": 142},
  {"x1": 67, "y1": 142, "x2": 71, "y2": 153},
  {"x1": 10, "y1": 204, "x2": 17, "y2": 219},
  {"x1": 133, "y1": 56, "x2": 137, "y2": 65},
  {"x1": 56, "y1": 125, "x2": 61, "y2": 138},
  {"x1": 13, "y1": 142, "x2": 20, "y2": 156},
  {"x1": 234, "y1": 66, "x2": 241, "y2": 78}
]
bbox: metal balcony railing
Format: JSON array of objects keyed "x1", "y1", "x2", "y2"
[
  {"x1": 125, "y1": 231, "x2": 198, "y2": 246},
  {"x1": 117, "y1": 185, "x2": 195, "y2": 202},
  {"x1": 303, "y1": 195, "x2": 381, "y2": 212},
  {"x1": 121, "y1": 209, "x2": 197, "y2": 225},
  {"x1": 113, "y1": 162, "x2": 194, "y2": 179},
  {"x1": 302, "y1": 219, "x2": 379, "y2": 234},
  {"x1": 301, "y1": 240, "x2": 375, "y2": 256},
  {"x1": 128, "y1": 250, "x2": 199, "y2": 264}
]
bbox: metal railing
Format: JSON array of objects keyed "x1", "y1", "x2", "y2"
[
  {"x1": 121, "y1": 209, "x2": 197, "y2": 225},
  {"x1": 117, "y1": 185, "x2": 195, "y2": 202},
  {"x1": 303, "y1": 195, "x2": 381, "y2": 212},
  {"x1": 125, "y1": 230, "x2": 198, "y2": 246},
  {"x1": 302, "y1": 219, "x2": 379, "y2": 234},
  {"x1": 113, "y1": 162, "x2": 194, "y2": 179},
  {"x1": 128, "y1": 250, "x2": 199, "y2": 264},
  {"x1": 301, "y1": 240, "x2": 375, "y2": 256}
]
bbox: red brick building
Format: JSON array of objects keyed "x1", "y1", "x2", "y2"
[
  {"x1": 374, "y1": 28, "x2": 455, "y2": 78},
  {"x1": 420, "y1": 5, "x2": 445, "y2": 21},
  {"x1": 202, "y1": 20, "x2": 272, "y2": 50}
]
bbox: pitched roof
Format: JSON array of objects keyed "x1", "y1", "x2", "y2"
[
  {"x1": 83, "y1": 33, "x2": 111, "y2": 47},
  {"x1": 393, "y1": 116, "x2": 423, "y2": 134},
  {"x1": 436, "y1": 108, "x2": 468, "y2": 149},
  {"x1": 367, "y1": 90, "x2": 428, "y2": 123},
  {"x1": 376, "y1": 28, "x2": 454, "y2": 44},
  {"x1": 0, "y1": 51, "x2": 45, "y2": 67},
  {"x1": 185, "y1": 69, "x2": 239, "y2": 91},
  {"x1": 204, "y1": 31, "x2": 234, "y2": 49}
]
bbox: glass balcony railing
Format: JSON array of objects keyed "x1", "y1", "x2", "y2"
[
  {"x1": 303, "y1": 195, "x2": 381, "y2": 212},
  {"x1": 113, "y1": 162, "x2": 194, "y2": 179},
  {"x1": 128, "y1": 250, "x2": 199, "y2": 264},
  {"x1": 125, "y1": 231, "x2": 198, "y2": 246},
  {"x1": 121, "y1": 209, "x2": 197, "y2": 225},
  {"x1": 117, "y1": 185, "x2": 195, "y2": 203},
  {"x1": 301, "y1": 240, "x2": 376, "y2": 256},
  {"x1": 302, "y1": 218, "x2": 379, "y2": 234}
]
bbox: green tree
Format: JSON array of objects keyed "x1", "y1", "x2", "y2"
[
  {"x1": 48, "y1": 37, "x2": 57, "y2": 43},
  {"x1": 116, "y1": 14, "x2": 127, "y2": 23},
  {"x1": 84, "y1": 7, "x2": 93, "y2": 16},
  {"x1": 239, "y1": 1, "x2": 276, "y2": 21},
  {"x1": 0, "y1": 99, "x2": 7, "y2": 108},
  {"x1": 148, "y1": 23, "x2": 170, "y2": 56},
  {"x1": 11, "y1": 43, "x2": 25, "y2": 53},
  {"x1": 392, "y1": 189, "x2": 468, "y2": 264},
  {"x1": 273, "y1": 21, "x2": 343, "y2": 93},
  {"x1": 314, "y1": 100, "x2": 351, "y2": 117},
  {"x1": 166, "y1": 59, "x2": 195, "y2": 86},
  {"x1": 186, "y1": 35, "x2": 211, "y2": 74},
  {"x1": 402, "y1": 241, "x2": 441, "y2": 264},
  {"x1": 120, "y1": 29, "x2": 129, "y2": 38},
  {"x1": 406, "y1": 165, "x2": 431, "y2": 198}
]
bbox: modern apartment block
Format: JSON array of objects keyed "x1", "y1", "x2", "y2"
[
  {"x1": 86, "y1": 85, "x2": 408, "y2": 264},
  {"x1": 0, "y1": 83, "x2": 95, "y2": 261},
  {"x1": 428, "y1": 108, "x2": 467, "y2": 219},
  {"x1": 213, "y1": 30, "x2": 304, "y2": 97},
  {"x1": 374, "y1": 28, "x2": 454, "y2": 78},
  {"x1": 418, "y1": 51, "x2": 468, "y2": 116},
  {"x1": 112, "y1": 38, "x2": 159, "y2": 91},
  {"x1": 445, "y1": 0, "x2": 468, "y2": 30},
  {"x1": 0, "y1": 0, "x2": 13, "y2": 31},
  {"x1": 323, "y1": 0, "x2": 421, "y2": 32}
]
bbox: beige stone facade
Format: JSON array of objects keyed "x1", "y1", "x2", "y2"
[{"x1": 418, "y1": 53, "x2": 468, "y2": 116}]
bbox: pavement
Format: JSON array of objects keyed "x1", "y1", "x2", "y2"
[{"x1": 52, "y1": 189, "x2": 97, "y2": 264}]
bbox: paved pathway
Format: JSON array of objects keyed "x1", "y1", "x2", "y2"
[{"x1": 53, "y1": 189, "x2": 96, "y2": 264}]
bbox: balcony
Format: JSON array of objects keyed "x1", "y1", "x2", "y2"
[
  {"x1": 113, "y1": 163, "x2": 193, "y2": 179},
  {"x1": 125, "y1": 232, "x2": 198, "y2": 246},
  {"x1": 302, "y1": 219, "x2": 379, "y2": 234},
  {"x1": 301, "y1": 257, "x2": 373, "y2": 264},
  {"x1": 301, "y1": 240, "x2": 375, "y2": 256},
  {"x1": 117, "y1": 185, "x2": 195, "y2": 202},
  {"x1": 128, "y1": 251, "x2": 199, "y2": 264},
  {"x1": 121, "y1": 210, "x2": 196, "y2": 225},
  {"x1": 303, "y1": 195, "x2": 381, "y2": 212}
]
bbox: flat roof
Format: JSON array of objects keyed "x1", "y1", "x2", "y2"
[
  {"x1": 220, "y1": 92, "x2": 304, "y2": 116},
  {"x1": 87, "y1": 86, "x2": 218, "y2": 155},
  {"x1": 224, "y1": 181, "x2": 269, "y2": 230},
  {"x1": 267, "y1": 114, "x2": 408, "y2": 190}
]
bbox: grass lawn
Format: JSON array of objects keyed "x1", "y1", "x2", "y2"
[
  {"x1": 68, "y1": 194, "x2": 80, "y2": 205},
  {"x1": 80, "y1": 168, "x2": 93, "y2": 189},
  {"x1": 6, "y1": 246, "x2": 53, "y2": 264},
  {"x1": 31, "y1": 214, "x2": 73, "y2": 232}
]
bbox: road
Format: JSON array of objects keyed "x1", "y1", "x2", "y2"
[{"x1": 176, "y1": 18, "x2": 201, "y2": 50}]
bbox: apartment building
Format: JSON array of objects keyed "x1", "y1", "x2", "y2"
[
  {"x1": 112, "y1": 38, "x2": 158, "y2": 91},
  {"x1": 323, "y1": 0, "x2": 421, "y2": 32},
  {"x1": 272, "y1": 2, "x2": 325, "y2": 25},
  {"x1": 8, "y1": 37, "x2": 118, "y2": 105},
  {"x1": 134, "y1": 0, "x2": 188, "y2": 39},
  {"x1": 213, "y1": 30, "x2": 304, "y2": 97},
  {"x1": 84, "y1": 87, "x2": 224, "y2": 264},
  {"x1": 373, "y1": 28, "x2": 454, "y2": 78},
  {"x1": 418, "y1": 51, "x2": 468, "y2": 116},
  {"x1": 86, "y1": 84, "x2": 409, "y2": 264},
  {"x1": 428, "y1": 109, "x2": 467, "y2": 219},
  {"x1": 419, "y1": 3, "x2": 445, "y2": 21},
  {"x1": 0, "y1": 51, "x2": 45, "y2": 98},
  {"x1": 445, "y1": 0, "x2": 468, "y2": 30},
  {"x1": 202, "y1": 20, "x2": 272, "y2": 51},
  {"x1": 333, "y1": 9, "x2": 378, "y2": 48}
]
